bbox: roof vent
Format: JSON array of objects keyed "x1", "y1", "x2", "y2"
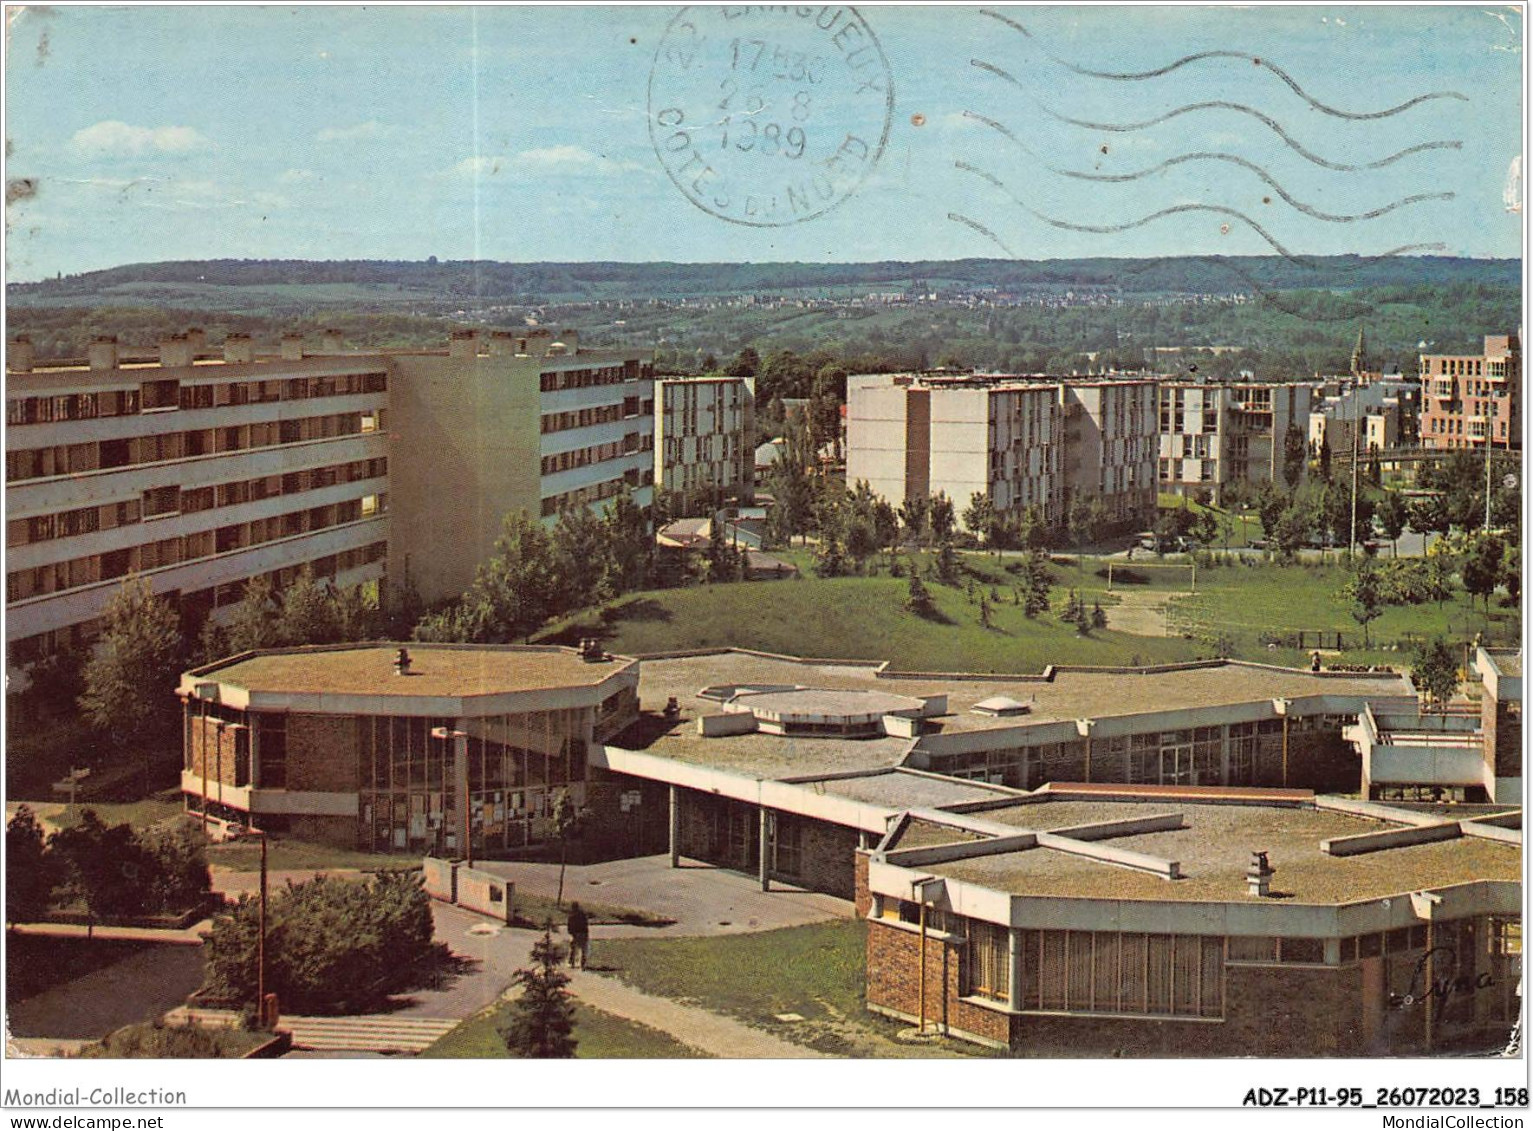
[
  {"x1": 1246, "y1": 850, "x2": 1274, "y2": 897},
  {"x1": 972, "y1": 695, "x2": 1030, "y2": 718},
  {"x1": 394, "y1": 647, "x2": 413, "y2": 676},
  {"x1": 579, "y1": 637, "x2": 607, "y2": 663}
]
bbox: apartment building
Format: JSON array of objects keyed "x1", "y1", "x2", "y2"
[
  {"x1": 5, "y1": 328, "x2": 655, "y2": 668},
  {"x1": 846, "y1": 374, "x2": 1156, "y2": 534},
  {"x1": 6, "y1": 332, "x2": 390, "y2": 665},
  {"x1": 1308, "y1": 379, "x2": 1412, "y2": 460},
  {"x1": 1418, "y1": 333, "x2": 1521, "y2": 451},
  {"x1": 1062, "y1": 380, "x2": 1158, "y2": 529},
  {"x1": 1159, "y1": 382, "x2": 1315, "y2": 502},
  {"x1": 387, "y1": 328, "x2": 655, "y2": 603},
  {"x1": 653, "y1": 376, "x2": 754, "y2": 509}
]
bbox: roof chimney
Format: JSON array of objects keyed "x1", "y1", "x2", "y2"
[
  {"x1": 9, "y1": 335, "x2": 35, "y2": 373},
  {"x1": 320, "y1": 328, "x2": 344, "y2": 352},
  {"x1": 159, "y1": 333, "x2": 195, "y2": 369},
  {"x1": 224, "y1": 334, "x2": 254, "y2": 364},
  {"x1": 1246, "y1": 850, "x2": 1275, "y2": 898},
  {"x1": 185, "y1": 327, "x2": 207, "y2": 353},
  {"x1": 557, "y1": 328, "x2": 579, "y2": 355},
  {"x1": 448, "y1": 329, "x2": 478, "y2": 359},
  {"x1": 280, "y1": 333, "x2": 305, "y2": 361},
  {"x1": 87, "y1": 336, "x2": 119, "y2": 371}
]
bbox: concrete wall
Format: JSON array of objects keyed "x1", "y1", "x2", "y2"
[
  {"x1": 385, "y1": 353, "x2": 542, "y2": 603},
  {"x1": 456, "y1": 864, "x2": 515, "y2": 924}
]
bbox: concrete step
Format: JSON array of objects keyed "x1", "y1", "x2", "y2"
[{"x1": 163, "y1": 1007, "x2": 458, "y2": 1053}]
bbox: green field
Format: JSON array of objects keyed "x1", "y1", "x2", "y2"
[
  {"x1": 540, "y1": 550, "x2": 1515, "y2": 673},
  {"x1": 593, "y1": 920, "x2": 983, "y2": 1057},
  {"x1": 421, "y1": 1001, "x2": 709, "y2": 1059}
]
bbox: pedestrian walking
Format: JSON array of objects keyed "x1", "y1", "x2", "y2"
[{"x1": 566, "y1": 901, "x2": 590, "y2": 970}]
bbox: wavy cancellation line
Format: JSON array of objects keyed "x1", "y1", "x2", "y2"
[
  {"x1": 962, "y1": 111, "x2": 1456, "y2": 224},
  {"x1": 971, "y1": 59, "x2": 1464, "y2": 173},
  {"x1": 978, "y1": 8, "x2": 1469, "y2": 122},
  {"x1": 953, "y1": 158, "x2": 1454, "y2": 270}
]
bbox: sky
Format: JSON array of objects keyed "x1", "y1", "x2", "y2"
[{"x1": 2, "y1": 3, "x2": 1523, "y2": 281}]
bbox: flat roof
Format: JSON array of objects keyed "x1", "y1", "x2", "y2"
[
  {"x1": 190, "y1": 644, "x2": 636, "y2": 699},
  {"x1": 810, "y1": 771, "x2": 1019, "y2": 809},
  {"x1": 618, "y1": 652, "x2": 1416, "y2": 779},
  {"x1": 926, "y1": 799, "x2": 1521, "y2": 904}
]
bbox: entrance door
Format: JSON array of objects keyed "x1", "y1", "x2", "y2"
[{"x1": 1164, "y1": 744, "x2": 1194, "y2": 785}]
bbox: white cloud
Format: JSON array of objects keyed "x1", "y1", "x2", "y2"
[
  {"x1": 315, "y1": 120, "x2": 390, "y2": 143},
  {"x1": 511, "y1": 144, "x2": 641, "y2": 174},
  {"x1": 451, "y1": 155, "x2": 504, "y2": 178},
  {"x1": 69, "y1": 121, "x2": 209, "y2": 157}
]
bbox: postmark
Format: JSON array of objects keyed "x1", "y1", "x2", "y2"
[{"x1": 648, "y1": 5, "x2": 894, "y2": 226}]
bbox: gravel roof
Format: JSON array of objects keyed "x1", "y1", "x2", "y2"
[{"x1": 926, "y1": 799, "x2": 1521, "y2": 904}]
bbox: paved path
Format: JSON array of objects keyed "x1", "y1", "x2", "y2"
[
  {"x1": 6, "y1": 943, "x2": 206, "y2": 1041},
  {"x1": 476, "y1": 853, "x2": 853, "y2": 938},
  {"x1": 559, "y1": 966, "x2": 824, "y2": 1059}
]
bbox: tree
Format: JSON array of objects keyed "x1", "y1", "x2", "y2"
[
  {"x1": 808, "y1": 365, "x2": 846, "y2": 460},
  {"x1": 78, "y1": 577, "x2": 185, "y2": 758},
  {"x1": 49, "y1": 810, "x2": 158, "y2": 932},
  {"x1": 1316, "y1": 429, "x2": 1333, "y2": 481},
  {"x1": 1342, "y1": 561, "x2": 1384, "y2": 648},
  {"x1": 550, "y1": 789, "x2": 582, "y2": 907},
  {"x1": 202, "y1": 871, "x2": 439, "y2": 1014},
  {"x1": 1376, "y1": 491, "x2": 1408, "y2": 559},
  {"x1": 1501, "y1": 542, "x2": 1521, "y2": 605},
  {"x1": 1189, "y1": 508, "x2": 1220, "y2": 551},
  {"x1": 725, "y1": 346, "x2": 760, "y2": 379},
  {"x1": 553, "y1": 505, "x2": 608, "y2": 610},
  {"x1": 500, "y1": 925, "x2": 578, "y2": 1058},
  {"x1": 1411, "y1": 639, "x2": 1460, "y2": 710},
  {"x1": 225, "y1": 576, "x2": 282, "y2": 653},
  {"x1": 600, "y1": 488, "x2": 654, "y2": 597},
  {"x1": 978, "y1": 594, "x2": 992, "y2": 629},
  {"x1": 5, "y1": 806, "x2": 55, "y2": 927},
  {"x1": 964, "y1": 492, "x2": 997, "y2": 548},
  {"x1": 455, "y1": 511, "x2": 561, "y2": 641},
  {"x1": 1282, "y1": 424, "x2": 1307, "y2": 490},
  {"x1": 275, "y1": 567, "x2": 341, "y2": 647},
  {"x1": 1409, "y1": 494, "x2": 1451, "y2": 541},
  {"x1": 871, "y1": 497, "x2": 901, "y2": 566},
  {"x1": 1273, "y1": 507, "x2": 1311, "y2": 561},
  {"x1": 935, "y1": 539, "x2": 959, "y2": 585},
  {"x1": 1462, "y1": 535, "x2": 1505, "y2": 612},
  {"x1": 1090, "y1": 599, "x2": 1108, "y2": 631},
  {"x1": 929, "y1": 492, "x2": 956, "y2": 545},
  {"x1": 898, "y1": 494, "x2": 930, "y2": 548},
  {"x1": 1022, "y1": 552, "x2": 1053, "y2": 617},
  {"x1": 905, "y1": 572, "x2": 937, "y2": 618}
]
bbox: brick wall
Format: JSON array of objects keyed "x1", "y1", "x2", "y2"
[
  {"x1": 868, "y1": 918, "x2": 1381, "y2": 1056},
  {"x1": 288, "y1": 814, "x2": 356, "y2": 848},
  {"x1": 187, "y1": 715, "x2": 247, "y2": 787},
  {"x1": 286, "y1": 714, "x2": 360, "y2": 793},
  {"x1": 866, "y1": 918, "x2": 1012, "y2": 1047},
  {"x1": 773, "y1": 815, "x2": 857, "y2": 899},
  {"x1": 854, "y1": 849, "x2": 872, "y2": 916},
  {"x1": 1283, "y1": 731, "x2": 1359, "y2": 793},
  {"x1": 579, "y1": 769, "x2": 670, "y2": 860}
]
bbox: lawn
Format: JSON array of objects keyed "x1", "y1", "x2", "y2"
[
  {"x1": 205, "y1": 838, "x2": 408, "y2": 874},
  {"x1": 539, "y1": 550, "x2": 1517, "y2": 674},
  {"x1": 593, "y1": 920, "x2": 985, "y2": 1057},
  {"x1": 421, "y1": 1001, "x2": 709, "y2": 1058},
  {"x1": 511, "y1": 891, "x2": 674, "y2": 930},
  {"x1": 540, "y1": 570, "x2": 1206, "y2": 674}
]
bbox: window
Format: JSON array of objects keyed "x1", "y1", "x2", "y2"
[
  {"x1": 966, "y1": 920, "x2": 1011, "y2": 1003},
  {"x1": 258, "y1": 714, "x2": 288, "y2": 789},
  {"x1": 1019, "y1": 929, "x2": 1223, "y2": 1018},
  {"x1": 142, "y1": 486, "x2": 181, "y2": 518}
]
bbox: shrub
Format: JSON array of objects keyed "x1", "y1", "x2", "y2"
[{"x1": 201, "y1": 870, "x2": 442, "y2": 1015}]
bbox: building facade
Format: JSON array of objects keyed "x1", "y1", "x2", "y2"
[
  {"x1": 6, "y1": 332, "x2": 390, "y2": 664},
  {"x1": 179, "y1": 643, "x2": 641, "y2": 852},
  {"x1": 1419, "y1": 334, "x2": 1521, "y2": 451},
  {"x1": 1159, "y1": 382, "x2": 1315, "y2": 502},
  {"x1": 653, "y1": 376, "x2": 754, "y2": 509},
  {"x1": 5, "y1": 328, "x2": 655, "y2": 667},
  {"x1": 845, "y1": 374, "x2": 1156, "y2": 534}
]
